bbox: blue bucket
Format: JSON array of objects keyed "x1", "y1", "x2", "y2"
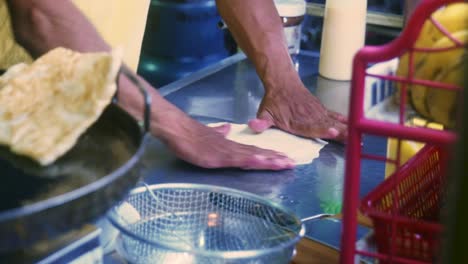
[{"x1": 138, "y1": 0, "x2": 236, "y2": 87}]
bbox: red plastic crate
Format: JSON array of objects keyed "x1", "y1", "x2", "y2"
[
  {"x1": 340, "y1": 0, "x2": 464, "y2": 263},
  {"x1": 361, "y1": 145, "x2": 445, "y2": 262}
]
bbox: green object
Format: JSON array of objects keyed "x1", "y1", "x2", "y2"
[{"x1": 320, "y1": 201, "x2": 342, "y2": 215}]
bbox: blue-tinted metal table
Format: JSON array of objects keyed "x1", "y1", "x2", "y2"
[{"x1": 136, "y1": 51, "x2": 386, "y2": 249}]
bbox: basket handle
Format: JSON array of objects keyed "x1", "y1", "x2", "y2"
[{"x1": 115, "y1": 66, "x2": 152, "y2": 132}]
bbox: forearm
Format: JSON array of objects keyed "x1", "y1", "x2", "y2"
[
  {"x1": 216, "y1": 0, "x2": 301, "y2": 92},
  {"x1": 6, "y1": 0, "x2": 179, "y2": 136},
  {"x1": 6, "y1": 0, "x2": 110, "y2": 57}
]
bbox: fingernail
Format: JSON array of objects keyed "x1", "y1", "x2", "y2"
[
  {"x1": 276, "y1": 157, "x2": 295, "y2": 167},
  {"x1": 286, "y1": 161, "x2": 295, "y2": 169},
  {"x1": 273, "y1": 158, "x2": 287, "y2": 167},
  {"x1": 274, "y1": 158, "x2": 296, "y2": 168},
  {"x1": 248, "y1": 119, "x2": 271, "y2": 133},
  {"x1": 328, "y1": 128, "x2": 339, "y2": 137}
]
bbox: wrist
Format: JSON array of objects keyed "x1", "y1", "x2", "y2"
[
  {"x1": 150, "y1": 104, "x2": 188, "y2": 140},
  {"x1": 116, "y1": 68, "x2": 179, "y2": 133},
  {"x1": 252, "y1": 43, "x2": 302, "y2": 93},
  {"x1": 262, "y1": 67, "x2": 304, "y2": 94}
]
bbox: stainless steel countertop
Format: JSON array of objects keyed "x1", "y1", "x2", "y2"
[{"x1": 137, "y1": 51, "x2": 385, "y2": 247}]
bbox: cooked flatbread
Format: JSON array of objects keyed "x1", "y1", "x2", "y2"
[
  {"x1": 0, "y1": 47, "x2": 122, "y2": 165},
  {"x1": 0, "y1": 63, "x2": 29, "y2": 87}
]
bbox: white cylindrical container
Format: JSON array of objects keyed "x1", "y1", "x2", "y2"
[
  {"x1": 274, "y1": 0, "x2": 307, "y2": 55},
  {"x1": 318, "y1": 0, "x2": 367, "y2": 80},
  {"x1": 316, "y1": 76, "x2": 351, "y2": 116}
]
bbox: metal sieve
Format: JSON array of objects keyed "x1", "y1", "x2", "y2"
[{"x1": 107, "y1": 183, "x2": 329, "y2": 264}]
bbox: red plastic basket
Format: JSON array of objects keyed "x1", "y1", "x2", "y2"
[
  {"x1": 360, "y1": 145, "x2": 446, "y2": 262},
  {"x1": 340, "y1": 0, "x2": 464, "y2": 263}
]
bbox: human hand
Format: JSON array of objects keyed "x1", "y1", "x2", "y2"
[
  {"x1": 249, "y1": 83, "x2": 348, "y2": 142},
  {"x1": 215, "y1": 0, "x2": 347, "y2": 142},
  {"x1": 7, "y1": 0, "x2": 109, "y2": 57},
  {"x1": 153, "y1": 108, "x2": 295, "y2": 170}
]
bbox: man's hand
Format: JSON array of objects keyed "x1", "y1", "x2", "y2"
[
  {"x1": 249, "y1": 82, "x2": 348, "y2": 142},
  {"x1": 216, "y1": 0, "x2": 348, "y2": 142},
  {"x1": 7, "y1": 0, "x2": 296, "y2": 171},
  {"x1": 153, "y1": 107, "x2": 295, "y2": 170}
]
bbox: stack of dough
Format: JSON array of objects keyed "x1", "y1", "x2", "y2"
[{"x1": 0, "y1": 47, "x2": 122, "y2": 165}]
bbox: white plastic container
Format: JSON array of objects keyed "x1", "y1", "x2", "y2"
[
  {"x1": 318, "y1": 0, "x2": 367, "y2": 80},
  {"x1": 316, "y1": 76, "x2": 351, "y2": 116},
  {"x1": 274, "y1": 0, "x2": 307, "y2": 54}
]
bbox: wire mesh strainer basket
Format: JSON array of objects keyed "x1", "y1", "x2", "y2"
[{"x1": 107, "y1": 183, "x2": 307, "y2": 264}]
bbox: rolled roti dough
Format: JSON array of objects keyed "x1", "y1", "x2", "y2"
[{"x1": 208, "y1": 123, "x2": 327, "y2": 165}]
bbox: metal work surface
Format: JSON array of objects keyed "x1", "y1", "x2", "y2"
[{"x1": 139, "y1": 52, "x2": 385, "y2": 244}]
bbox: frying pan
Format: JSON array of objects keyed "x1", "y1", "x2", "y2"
[{"x1": 0, "y1": 67, "x2": 151, "y2": 254}]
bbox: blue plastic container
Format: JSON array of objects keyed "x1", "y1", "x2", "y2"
[{"x1": 138, "y1": 0, "x2": 236, "y2": 87}]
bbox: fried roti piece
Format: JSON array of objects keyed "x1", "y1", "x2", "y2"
[{"x1": 0, "y1": 47, "x2": 122, "y2": 165}]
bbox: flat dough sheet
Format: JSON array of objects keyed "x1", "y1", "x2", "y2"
[{"x1": 208, "y1": 122, "x2": 327, "y2": 165}]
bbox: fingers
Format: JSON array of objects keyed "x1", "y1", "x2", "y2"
[
  {"x1": 293, "y1": 119, "x2": 348, "y2": 142},
  {"x1": 248, "y1": 119, "x2": 274, "y2": 133},
  {"x1": 242, "y1": 155, "x2": 293, "y2": 170},
  {"x1": 190, "y1": 137, "x2": 296, "y2": 171},
  {"x1": 250, "y1": 114, "x2": 348, "y2": 142},
  {"x1": 248, "y1": 111, "x2": 274, "y2": 133},
  {"x1": 321, "y1": 122, "x2": 347, "y2": 142},
  {"x1": 211, "y1": 123, "x2": 231, "y2": 137},
  {"x1": 240, "y1": 152, "x2": 295, "y2": 170},
  {"x1": 327, "y1": 124, "x2": 348, "y2": 142},
  {"x1": 225, "y1": 144, "x2": 295, "y2": 171},
  {"x1": 325, "y1": 111, "x2": 348, "y2": 141}
]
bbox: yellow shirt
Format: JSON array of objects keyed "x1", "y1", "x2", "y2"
[
  {"x1": 0, "y1": 0, "x2": 32, "y2": 69},
  {"x1": 0, "y1": 0, "x2": 149, "y2": 70}
]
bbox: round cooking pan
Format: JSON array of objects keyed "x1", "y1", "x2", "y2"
[{"x1": 0, "y1": 67, "x2": 151, "y2": 254}]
